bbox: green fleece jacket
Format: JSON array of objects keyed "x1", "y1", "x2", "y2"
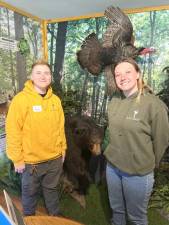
[{"x1": 104, "y1": 92, "x2": 169, "y2": 175}]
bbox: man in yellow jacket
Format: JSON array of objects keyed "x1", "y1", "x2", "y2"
[{"x1": 6, "y1": 60, "x2": 67, "y2": 216}]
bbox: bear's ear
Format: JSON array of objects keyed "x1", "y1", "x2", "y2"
[{"x1": 68, "y1": 116, "x2": 78, "y2": 130}]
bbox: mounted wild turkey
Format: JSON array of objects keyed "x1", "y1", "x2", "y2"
[{"x1": 77, "y1": 6, "x2": 145, "y2": 93}]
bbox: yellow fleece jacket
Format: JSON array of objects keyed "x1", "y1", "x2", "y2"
[{"x1": 6, "y1": 80, "x2": 67, "y2": 166}]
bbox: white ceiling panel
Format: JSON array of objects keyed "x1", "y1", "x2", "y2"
[{"x1": 1, "y1": 0, "x2": 169, "y2": 20}]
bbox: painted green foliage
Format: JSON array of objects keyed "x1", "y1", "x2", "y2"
[{"x1": 17, "y1": 38, "x2": 30, "y2": 55}]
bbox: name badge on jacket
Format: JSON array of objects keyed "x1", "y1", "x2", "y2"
[{"x1": 33, "y1": 105, "x2": 42, "y2": 112}]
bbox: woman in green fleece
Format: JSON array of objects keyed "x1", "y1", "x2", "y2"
[{"x1": 104, "y1": 58, "x2": 169, "y2": 225}]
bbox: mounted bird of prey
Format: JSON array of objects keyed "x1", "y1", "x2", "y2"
[{"x1": 77, "y1": 6, "x2": 144, "y2": 93}]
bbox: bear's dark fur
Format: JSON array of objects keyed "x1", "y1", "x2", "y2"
[{"x1": 63, "y1": 115, "x2": 104, "y2": 195}]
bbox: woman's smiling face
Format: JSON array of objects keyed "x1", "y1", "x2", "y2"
[{"x1": 114, "y1": 62, "x2": 139, "y2": 97}]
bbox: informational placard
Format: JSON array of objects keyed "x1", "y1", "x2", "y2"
[
  {"x1": 0, "y1": 117, "x2": 6, "y2": 154},
  {"x1": 0, "y1": 37, "x2": 18, "y2": 52},
  {"x1": 0, "y1": 134, "x2": 6, "y2": 153}
]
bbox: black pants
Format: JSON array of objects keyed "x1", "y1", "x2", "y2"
[{"x1": 21, "y1": 157, "x2": 62, "y2": 216}]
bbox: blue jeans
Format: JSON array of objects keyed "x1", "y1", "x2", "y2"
[{"x1": 106, "y1": 163, "x2": 154, "y2": 225}]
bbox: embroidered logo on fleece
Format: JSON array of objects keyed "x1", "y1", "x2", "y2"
[{"x1": 126, "y1": 110, "x2": 140, "y2": 121}]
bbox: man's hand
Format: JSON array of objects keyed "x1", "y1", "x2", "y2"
[{"x1": 14, "y1": 164, "x2": 25, "y2": 173}]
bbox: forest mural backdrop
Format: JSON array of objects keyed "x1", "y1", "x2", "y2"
[
  {"x1": 0, "y1": 7, "x2": 42, "y2": 189},
  {"x1": 1, "y1": 7, "x2": 169, "y2": 122},
  {"x1": 47, "y1": 9, "x2": 169, "y2": 123}
]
